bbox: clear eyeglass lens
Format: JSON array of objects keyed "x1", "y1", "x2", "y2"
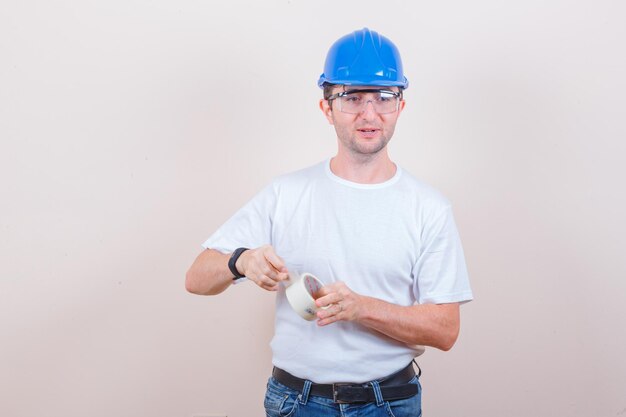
[{"x1": 338, "y1": 91, "x2": 399, "y2": 114}]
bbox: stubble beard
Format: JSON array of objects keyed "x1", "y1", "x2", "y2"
[{"x1": 335, "y1": 125, "x2": 395, "y2": 161}]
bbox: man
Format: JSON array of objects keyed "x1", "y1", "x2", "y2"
[{"x1": 186, "y1": 27, "x2": 473, "y2": 417}]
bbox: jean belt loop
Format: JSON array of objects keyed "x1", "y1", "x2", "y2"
[
  {"x1": 299, "y1": 379, "x2": 312, "y2": 405},
  {"x1": 370, "y1": 380, "x2": 384, "y2": 407}
]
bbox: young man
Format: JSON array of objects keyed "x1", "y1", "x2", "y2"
[{"x1": 186, "y1": 27, "x2": 473, "y2": 417}]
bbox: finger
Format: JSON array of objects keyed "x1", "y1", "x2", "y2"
[
  {"x1": 260, "y1": 265, "x2": 290, "y2": 284},
  {"x1": 330, "y1": 302, "x2": 344, "y2": 316},
  {"x1": 316, "y1": 286, "x2": 333, "y2": 297},
  {"x1": 255, "y1": 276, "x2": 278, "y2": 291},
  {"x1": 263, "y1": 248, "x2": 286, "y2": 273},
  {"x1": 261, "y1": 273, "x2": 282, "y2": 287},
  {"x1": 317, "y1": 312, "x2": 340, "y2": 326},
  {"x1": 275, "y1": 271, "x2": 290, "y2": 282},
  {"x1": 263, "y1": 266, "x2": 288, "y2": 283},
  {"x1": 313, "y1": 302, "x2": 339, "y2": 323},
  {"x1": 252, "y1": 274, "x2": 279, "y2": 289},
  {"x1": 316, "y1": 283, "x2": 345, "y2": 298},
  {"x1": 315, "y1": 293, "x2": 341, "y2": 308}
]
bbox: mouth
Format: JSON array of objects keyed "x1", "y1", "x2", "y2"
[{"x1": 357, "y1": 127, "x2": 381, "y2": 138}]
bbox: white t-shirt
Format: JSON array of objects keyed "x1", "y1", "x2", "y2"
[{"x1": 203, "y1": 159, "x2": 473, "y2": 383}]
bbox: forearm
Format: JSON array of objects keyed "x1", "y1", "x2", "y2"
[
  {"x1": 185, "y1": 245, "x2": 290, "y2": 295},
  {"x1": 185, "y1": 249, "x2": 234, "y2": 295},
  {"x1": 357, "y1": 298, "x2": 460, "y2": 351}
]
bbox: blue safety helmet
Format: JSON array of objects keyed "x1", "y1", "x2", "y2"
[{"x1": 318, "y1": 28, "x2": 409, "y2": 89}]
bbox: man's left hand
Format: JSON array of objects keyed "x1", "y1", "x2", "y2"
[{"x1": 314, "y1": 281, "x2": 365, "y2": 326}]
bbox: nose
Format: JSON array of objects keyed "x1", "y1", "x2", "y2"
[{"x1": 360, "y1": 100, "x2": 379, "y2": 119}]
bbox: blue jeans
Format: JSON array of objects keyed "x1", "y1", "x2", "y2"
[{"x1": 264, "y1": 374, "x2": 422, "y2": 417}]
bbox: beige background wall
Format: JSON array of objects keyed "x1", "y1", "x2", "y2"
[{"x1": 1, "y1": 1, "x2": 625, "y2": 416}]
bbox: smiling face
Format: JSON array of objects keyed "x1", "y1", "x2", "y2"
[{"x1": 320, "y1": 85, "x2": 405, "y2": 159}]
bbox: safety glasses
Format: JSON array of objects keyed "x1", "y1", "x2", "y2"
[{"x1": 327, "y1": 89, "x2": 401, "y2": 114}]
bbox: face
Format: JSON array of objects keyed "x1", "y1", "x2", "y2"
[{"x1": 320, "y1": 85, "x2": 405, "y2": 158}]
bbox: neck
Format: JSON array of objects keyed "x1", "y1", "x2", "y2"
[{"x1": 330, "y1": 150, "x2": 397, "y2": 184}]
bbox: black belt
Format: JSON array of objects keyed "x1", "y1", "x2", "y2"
[{"x1": 272, "y1": 363, "x2": 419, "y2": 404}]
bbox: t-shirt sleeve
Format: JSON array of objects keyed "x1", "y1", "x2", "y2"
[
  {"x1": 202, "y1": 183, "x2": 277, "y2": 254},
  {"x1": 412, "y1": 205, "x2": 473, "y2": 304}
]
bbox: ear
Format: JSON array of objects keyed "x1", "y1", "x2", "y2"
[
  {"x1": 398, "y1": 99, "x2": 406, "y2": 115},
  {"x1": 319, "y1": 99, "x2": 334, "y2": 125}
]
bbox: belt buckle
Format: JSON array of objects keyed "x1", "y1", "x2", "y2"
[{"x1": 332, "y1": 383, "x2": 354, "y2": 404}]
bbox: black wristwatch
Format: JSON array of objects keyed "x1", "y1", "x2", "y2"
[{"x1": 228, "y1": 247, "x2": 249, "y2": 279}]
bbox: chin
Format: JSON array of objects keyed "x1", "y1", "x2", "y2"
[{"x1": 352, "y1": 138, "x2": 389, "y2": 154}]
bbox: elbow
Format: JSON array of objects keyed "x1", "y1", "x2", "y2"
[
  {"x1": 185, "y1": 268, "x2": 226, "y2": 296},
  {"x1": 185, "y1": 268, "x2": 208, "y2": 295},
  {"x1": 437, "y1": 324, "x2": 460, "y2": 352},
  {"x1": 438, "y1": 336, "x2": 457, "y2": 352},
  {"x1": 185, "y1": 269, "x2": 200, "y2": 294},
  {"x1": 435, "y1": 303, "x2": 461, "y2": 351},
  {"x1": 185, "y1": 249, "x2": 231, "y2": 296}
]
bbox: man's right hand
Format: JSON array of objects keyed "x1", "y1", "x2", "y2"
[{"x1": 236, "y1": 245, "x2": 289, "y2": 291}]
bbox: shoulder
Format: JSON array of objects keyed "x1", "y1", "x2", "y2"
[
  {"x1": 396, "y1": 167, "x2": 452, "y2": 212},
  {"x1": 270, "y1": 160, "x2": 327, "y2": 190}
]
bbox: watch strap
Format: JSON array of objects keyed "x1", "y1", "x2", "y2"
[{"x1": 228, "y1": 247, "x2": 249, "y2": 279}]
